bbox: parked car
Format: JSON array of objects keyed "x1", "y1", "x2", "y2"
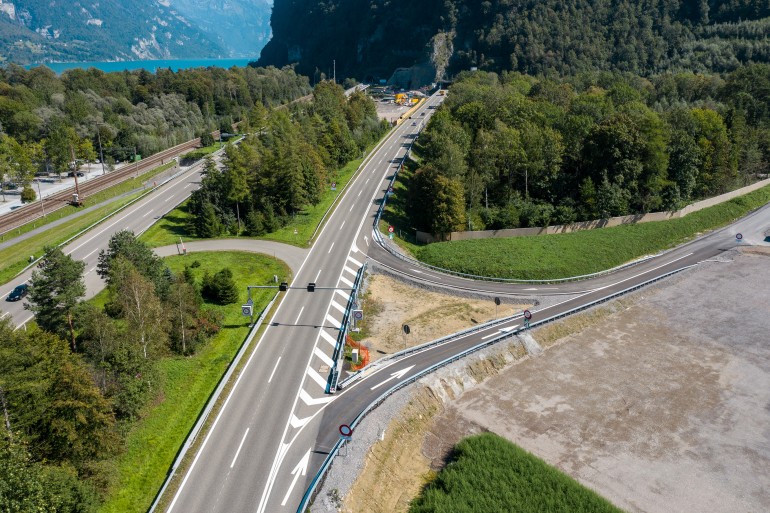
[
  {"x1": 67, "y1": 171, "x2": 85, "y2": 178},
  {"x1": 6, "y1": 284, "x2": 28, "y2": 301}
]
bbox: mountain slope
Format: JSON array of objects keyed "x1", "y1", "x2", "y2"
[
  {"x1": 258, "y1": 0, "x2": 770, "y2": 85},
  {"x1": 0, "y1": 0, "x2": 227, "y2": 64},
  {"x1": 169, "y1": 0, "x2": 272, "y2": 58}
]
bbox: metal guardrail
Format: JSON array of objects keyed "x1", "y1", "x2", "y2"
[
  {"x1": 295, "y1": 263, "x2": 696, "y2": 512},
  {"x1": 148, "y1": 292, "x2": 279, "y2": 513},
  {"x1": 327, "y1": 262, "x2": 367, "y2": 393}
]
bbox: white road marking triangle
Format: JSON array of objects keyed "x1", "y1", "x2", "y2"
[
  {"x1": 347, "y1": 255, "x2": 363, "y2": 267},
  {"x1": 300, "y1": 389, "x2": 335, "y2": 406},
  {"x1": 290, "y1": 414, "x2": 311, "y2": 429},
  {"x1": 321, "y1": 330, "x2": 337, "y2": 347},
  {"x1": 313, "y1": 346, "x2": 334, "y2": 367},
  {"x1": 307, "y1": 366, "x2": 328, "y2": 389}
]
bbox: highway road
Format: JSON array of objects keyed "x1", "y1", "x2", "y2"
[
  {"x1": 1, "y1": 87, "x2": 768, "y2": 513},
  {"x1": 163, "y1": 90, "x2": 770, "y2": 513},
  {"x1": 0, "y1": 155, "x2": 220, "y2": 328}
]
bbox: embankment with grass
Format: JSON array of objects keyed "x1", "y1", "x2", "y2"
[
  {"x1": 409, "y1": 433, "x2": 624, "y2": 513},
  {"x1": 98, "y1": 251, "x2": 288, "y2": 513},
  {"x1": 395, "y1": 183, "x2": 770, "y2": 280}
]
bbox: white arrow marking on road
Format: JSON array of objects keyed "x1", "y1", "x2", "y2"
[
  {"x1": 364, "y1": 236, "x2": 369, "y2": 247},
  {"x1": 481, "y1": 325, "x2": 519, "y2": 340},
  {"x1": 281, "y1": 449, "x2": 311, "y2": 506},
  {"x1": 371, "y1": 365, "x2": 415, "y2": 390},
  {"x1": 290, "y1": 414, "x2": 311, "y2": 429},
  {"x1": 300, "y1": 389, "x2": 335, "y2": 406}
]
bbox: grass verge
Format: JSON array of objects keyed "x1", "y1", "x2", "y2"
[
  {"x1": 0, "y1": 162, "x2": 176, "y2": 285},
  {"x1": 140, "y1": 142, "x2": 384, "y2": 248},
  {"x1": 409, "y1": 433, "x2": 624, "y2": 513},
  {"x1": 97, "y1": 251, "x2": 288, "y2": 513},
  {"x1": 413, "y1": 183, "x2": 770, "y2": 280}
]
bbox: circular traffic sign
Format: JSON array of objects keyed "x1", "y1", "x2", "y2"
[
  {"x1": 494, "y1": 297, "x2": 501, "y2": 306},
  {"x1": 736, "y1": 233, "x2": 743, "y2": 240},
  {"x1": 388, "y1": 186, "x2": 394, "y2": 193},
  {"x1": 523, "y1": 309, "x2": 532, "y2": 320},
  {"x1": 403, "y1": 324, "x2": 411, "y2": 335},
  {"x1": 339, "y1": 424, "x2": 353, "y2": 437},
  {"x1": 388, "y1": 225, "x2": 395, "y2": 233},
  {"x1": 353, "y1": 310, "x2": 363, "y2": 321}
]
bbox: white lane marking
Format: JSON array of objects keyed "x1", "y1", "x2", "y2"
[
  {"x1": 295, "y1": 306, "x2": 305, "y2": 325},
  {"x1": 347, "y1": 255, "x2": 363, "y2": 267},
  {"x1": 330, "y1": 300, "x2": 345, "y2": 315},
  {"x1": 349, "y1": 203, "x2": 355, "y2": 212},
  {"x1": 314, "y1": 269, "x2": 322, "y2": 283},
  {"x1": 142, "y1": 210, "x2": 153, "y2": 218},
  {"x1": 328, "y1": 242, "x2": 335, "y2": 254},
  {"x1": 325, "y1": 313, "x2": 341, "y2": 329},
  {"x1": 67, "y1": 210, "x2": 134, "y2": 254},
  {"x1": 313, "y1": 346, "x2": 334, "y2": 367},
  {"x1": 370, "y1": 365, "x2": 415, "y2": 390},
  {"x1": 307, "y1": 366, "x2": 327, "y2": 389},
  {"x1": 340, "y1": 275, "x2": 354, "y2": 288},
  {"x1": 230, "y1": 428, "x2": 250, "y2": 468},
  {"x1": 290, "y1": 415, "x2": 311, "y2": 429},
  {"x1": 335, "y1": 289, "x2": 350, "y2": 302},
  {"x1": 268, "y1": 357, "x2": 282, "y2": 384},
  {"x1": 83, "y1": 248, "x2": 100, "y2": 260},
  {"x1": 378, "y1": 159, "x2": 382, "y2": 165},
  {"x1": 280, "y1": 449, "x2": 310, "y2": 506},
  {"x1": 364, "y1": 236, "x2": 369, "y2": 247},
  {"x1": 184, "y1": 183, "x2": 193, "y2": 189},
  {"x1": 320, "y1": 330, "x2": 337, "y2": 347},
  {"x1": 300, "y1": 389, "x2": 334, "y2": 406},
  {"x1": 13, "y1": 316, "x2": 33, "y2": 331},
  {"x1": 84, "y1": 266, "x2": 97, "y2": 276},
  {"x1": 0, "y1": 312, "x2": 9, "y2": 319},
  {"x1": 357, "y1": 189, "x2": 362, "y2": 197},
  {"x1": 481, "y1": 326, "x2": 519, "y2": 340},
  {"x1": 339, "y1": 220, "x2": 346, "y2": 231},
  {"x1": 366, "y1": 178, "x2": 370, "y2": 184},
  {"x1": 411, "y1": 268, "x2": 423, "y2": 274},
  {"x1": 343, "y1": 265, "x2": 356, "y2": 276},
  {"x1": 164, "y1": 195, "x2": 173, "y2": 202}
]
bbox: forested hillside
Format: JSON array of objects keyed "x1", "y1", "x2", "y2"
[
  {"x1": 260, "y1": 0, "x2": 770, "y2": 85},
  {"x1": 408, "y1": 66, "x2": 770, "y2": 235}
]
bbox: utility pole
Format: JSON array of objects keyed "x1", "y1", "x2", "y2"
[
  {"x1": 70, "y1": 145, "x2": 81, "y2": 204},
  {"x1": 36, "y1": 179, "x2": 45, "y2": 217},
  {"x1": 134, "y1": 146, "x2": 139, "y2": 178},
  {"x1": 95, "y1": 123, "x2": 105, "y2": 175},
  {"x1": 333, "y1": 59, "x2": 336, "y2": 84}
]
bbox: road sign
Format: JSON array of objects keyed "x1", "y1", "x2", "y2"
[
  {"x1": 293, "y1": 228, "x2": 298, "y2": 235},
  {"x1": 736, "y1": 233, "x2": 743, "y2": 241},
  {"x1": 388, "y1": 225, "x2": 395, "y2": 233},
  {"x1": 494, "y1": 297, "x2": 501, "y2": 306},
  {"x1": 241, "y1": 304, "x2": 253, "y2": 317},
  {"x1": 388, "y1": 186, "x2": 394, "y2": 194},
  {"x1": 402, "y1": 324, "x2": 410, "y2": 335},
  {"x1": 331, "y1": 181, "x2": 337, "y2": 191},
  {"x1": 523, "y1": 309, "x2": 532, "y2": 320},
  {"x1": 339, "y1": 424, "x2": 353, "y2": 437},
  {"x1": 389, "y1": 233, "x2": 394, "y2": 240},
  {"x1": 353, "y1": 310, "x2": 364, "y2": 321}
]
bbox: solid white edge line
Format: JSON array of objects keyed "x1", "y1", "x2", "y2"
[
  {"x1": 230, "y1": 428, "x2": 250, "y2": 469},
  {"x1": 294, "y1": 306, "x2": 304, "y2": 325}
]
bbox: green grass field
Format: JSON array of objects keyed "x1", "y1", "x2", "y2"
[
  {"x1": 98, "y1": 251, "x2": 288, "y2": 513},
  {"x1": 0, "y1": 162, "x2": 176, "y2": 286},
  {"x1": 140, "y1": 147, "x2": 380, "y2": 249},
  {"x1": 411, "y1": 184, "x2": 770, "y2": 280},
  {"x1": 409, "y1": 433, "x2": 624, "y2": 513}
]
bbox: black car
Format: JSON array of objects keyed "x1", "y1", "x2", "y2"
[
  {"x1": 67, "y1": 171, "x2": 85, "y2": 178},
  {"x1": 6, "y1": 284, "x2": 28, "y2": 301}
]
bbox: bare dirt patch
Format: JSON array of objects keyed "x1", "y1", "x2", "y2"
[{"x1": 356, "y1": 274, "x2": 529, "y2": 363}]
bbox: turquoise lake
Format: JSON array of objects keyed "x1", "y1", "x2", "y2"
[{"x1": 25, "y1": 57, "x2": 257, "y2": 74}]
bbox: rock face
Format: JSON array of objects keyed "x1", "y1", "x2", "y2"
[
  {"x1": 257, "y1": 0, "x2": 447, "y2": 87},
  {"x1": 0, "y1": 0, "x2": 272, "y2": 64}
]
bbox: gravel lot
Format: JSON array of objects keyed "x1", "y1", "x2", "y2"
[{"x1": 429, "y1": 250, "x2": 770, "y2": 513}]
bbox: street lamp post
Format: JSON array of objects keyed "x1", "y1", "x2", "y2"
[
  {"x1": 95, "y1": 123, "x2": 106, "y2": 175},
  {"x1": 36, "y1": 180, "x2": 45, "y2": 217}
]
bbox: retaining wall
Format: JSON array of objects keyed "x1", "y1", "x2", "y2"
[{"x1": 416, "y1": 176, "x2": 770, "y2": 244}]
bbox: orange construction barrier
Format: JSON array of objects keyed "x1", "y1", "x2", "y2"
[{"x1": 347, "y1": 335, "x2": 370, "y2": 370}]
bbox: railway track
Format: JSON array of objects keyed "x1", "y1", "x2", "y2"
[{"x1": 0, "y1": 131, "x2": 219, "y2": 237}]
